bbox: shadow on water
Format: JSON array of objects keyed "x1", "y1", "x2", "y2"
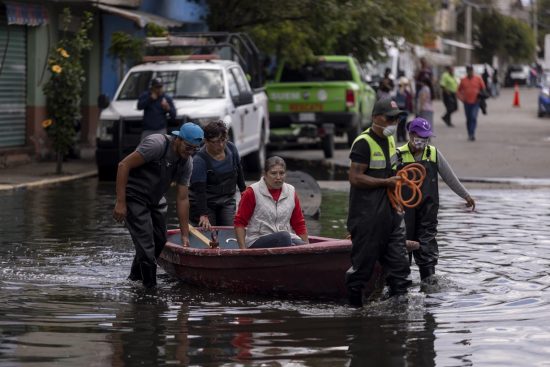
[{"x1": 1, "y1": 178, "x2": 550, "y2": 365}]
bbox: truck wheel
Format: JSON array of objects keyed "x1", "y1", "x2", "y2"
[
  {"x1": 97, "y1": 165, "x2": 116, "y2": 181},
  {"x1": 243, "y1": 129, "x2": 266, "y2": 172},
  {"x1": 322, "y1": 133, "x2": 334, "y2": 159}
]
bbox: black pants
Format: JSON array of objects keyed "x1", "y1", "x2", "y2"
[
  {"x1": 125, "y1": 196, "x2": 168, "y2": 287},
  {"x1": 442, "y1": 92, "x2": 457, "y2": 125},
  {"x1": 406, "y1": 204, "x2": 439, "y2": 280},
  {"x1": 346, "y1": 212, "x2": 411, "y2": 296},
  {"x1": 191, "y1": 195, "x2": 236, "y2": 227},
  {"x1": 248, "y1": 231, "x2": 304, "y2": 248}
]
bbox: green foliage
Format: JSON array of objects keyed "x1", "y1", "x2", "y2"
[
  {"x1": 474, "y1": 10, "x2": 535, "y2": 63},
  {"x1": 205, "y1": 0, "x2": 435, "y2": 66},
  {"x1": 108, "y1": 31, "x2": 144, "y2": 79},
  {"x1": 146, "y1": 23, "x2": 169, "y2": 37},
  {"x1": 42, "y1": 8, "x2": 93, "y2": 172}
]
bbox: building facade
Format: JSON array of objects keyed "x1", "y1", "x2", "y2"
[{"x1": 0, "y1": 0, "x2": 207, "y2": 166}]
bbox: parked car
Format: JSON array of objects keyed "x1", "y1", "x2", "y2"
[
  {"x1": 96, "y1": 58, "x2": 269, "y2": 180},
  {"x1": 538, "y1": 72, "x2": 550, "y2": 117},
  {"x1": 504, "y1": 64, "x2": 530, "y2": 87},
  {"x1": 96, "y1": 33, "x2": 269, "y2": 180},
  {"x1": 454, "y1": 64, "x2": 493, "y2": 88},
  {"x1": 266, "y1": 56, "x2": 376, "y2": 158}
]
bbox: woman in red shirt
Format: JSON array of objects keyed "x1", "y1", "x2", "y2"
[{"x1": 234, "y1": 156, "x2": 309, "y2": 249}]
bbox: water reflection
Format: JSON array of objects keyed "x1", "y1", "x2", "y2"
[{"x1": 1, "y1": 179, "x2": 550, "y2": 365}]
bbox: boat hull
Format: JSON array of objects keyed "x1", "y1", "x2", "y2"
[{"x1": 158, "y1": 228, "x2": 382, "y2": 300}]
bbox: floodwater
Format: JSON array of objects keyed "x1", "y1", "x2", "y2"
[{"x1": 1, "y1": 178, "x2": 550, "y2": 366}]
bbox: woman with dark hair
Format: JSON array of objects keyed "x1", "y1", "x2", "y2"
[
  {"x1": 234, "y1": 156, "x2": 309, "y2": 249},
  {"x1": 189, "y1": 120, "x2": 246, "y2": 230}
]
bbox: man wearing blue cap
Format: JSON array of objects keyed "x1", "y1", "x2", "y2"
[
  {"x1": 113, "y1": 122, "x2": 204, "y2": 288},
  {"x1": 397, "y1": 117, "x2": 475, "y2": 285}
]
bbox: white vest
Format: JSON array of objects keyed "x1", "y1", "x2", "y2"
[{"x1": 246, "y1": 178, "x2": 301, "y2": 247}]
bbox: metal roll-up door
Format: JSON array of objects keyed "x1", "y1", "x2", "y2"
[{"x1": 0, "y1": 7, "x2": 26, "y2": 148}]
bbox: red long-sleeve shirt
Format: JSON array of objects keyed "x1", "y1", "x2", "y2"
[{"x1": 233, "y1": 186, "x2": 308, "y2": 236}]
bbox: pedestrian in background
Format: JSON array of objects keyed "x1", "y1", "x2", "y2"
[
  {"x1": 346, "y1": 99, "x2": 412, "y2": 307},
  {"x1": 397, "y1": 117, "x2": 475, "y2": 284},
  {"x1": 113, "y1": 122, "x2": 204, "y2": 288},
  {"x1": 395, "y1": 77, "x2": 413, "y2": 142},
  {"x1": 491, "y1": 69, "x2": 499, "y2": 97},
  {"x1": 457, "y1": 65, "x2": 486, "y2": 141},
  {"x1": 190, "y1": 120, "x2": 246, "y2": 230},
  {"x1": 137, "y1": 77, "x2": 176, "y2": 140},
  {"x1": 439, "y1": 65, "x2": 458, "y2": 127},
  {"x1": 416, "y1": 77, "x2": 434, "y2": 127}
]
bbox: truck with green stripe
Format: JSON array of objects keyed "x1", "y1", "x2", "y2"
[{"x1": 266, "y1": 55, "x2": 376, "y2": 158}]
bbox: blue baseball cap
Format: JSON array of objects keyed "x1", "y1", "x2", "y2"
[
  {"x1": 172, "y1": 123, "x2": 204, "y2": 145},
  {"x1": 406, "y1": 117, "x2": 434, "y2": 138}
]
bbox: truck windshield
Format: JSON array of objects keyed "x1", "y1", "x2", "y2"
[
  {"x1": 117, "y1": 69, "x2": 225, "y2": 100},
  {"x1": 280, "y1": 61, "x2": 352, "y2": 82}
]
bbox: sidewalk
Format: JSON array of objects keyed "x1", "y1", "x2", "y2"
[
  {"x1": 276, "y1": 87, "x2": 550, "y2": 183},
  {"x1": 0, "y1": 159, "x2": 97, "y2": 191}
]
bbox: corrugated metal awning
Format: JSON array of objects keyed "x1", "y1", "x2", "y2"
[
  {"x1": 442, "y1": 38, "x2": 474, "y2": 50},
  {"x1": 3, "y1": 1, "x2": 48, "y2": 26},
  {"x1": 95, "y1": 4, "x2": 183, "y2": 28}
]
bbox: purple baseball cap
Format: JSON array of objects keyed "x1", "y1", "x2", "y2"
[{"x1": 406, "y1": 117, "x2": 434, "y2": 138}]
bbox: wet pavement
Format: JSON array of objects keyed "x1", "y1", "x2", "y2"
[{"x1": 1, "y1": 178, "x2": 550, "y2": 365}]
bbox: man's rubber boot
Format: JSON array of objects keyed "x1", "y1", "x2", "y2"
[
  {"x1": 128, "y1": 258, "x2": 142, "y2": 281},
  {"x1": 348, "y1": 288, "x2": 363, "y2": 308},
  {"x1": 140, "y1": 263, "x2": 157, "y2": 289},
  {"x1": 419, "y1": 267, "x2": 435, "y2": 281}
]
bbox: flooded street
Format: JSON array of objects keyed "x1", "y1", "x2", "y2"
[{"x1": 1, "y1": 178, "x2": 550, "y2": 366}]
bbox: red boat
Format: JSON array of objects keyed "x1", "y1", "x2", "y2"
[{"x1": 158, "y1": 227, "x2": 382, "y2": 300}]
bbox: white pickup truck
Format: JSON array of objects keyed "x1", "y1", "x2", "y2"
[{"x1": 95, "y1": 57, "x2": 269, "y2": 180}]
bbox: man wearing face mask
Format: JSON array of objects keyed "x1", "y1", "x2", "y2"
[
  {"x1": 346, "y1": 99, "x2": 412, "y2": 307},
  {"x1": 397, "y1": 117, "x2": 475, "y2": 284}
]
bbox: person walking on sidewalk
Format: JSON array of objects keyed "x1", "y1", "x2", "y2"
[
  {"x1": 137, "y1": 77, "x2": 176, "y2": 140},
  {"x1": 346, "y1": 99, "x2": 412, "y2": 307},
  {"x1": 439, "y1": 66, "x2": 458, "y2": 127},
  {"x1": 416, "y1": 77, "x2": 434, "y2": 127},
  {"x1": 112, "y1": 122, "x2": 204, "y2": 288},
  {"x1": 457, "y1": 65, "x2": 486, "y2": 141},
  {"x1": 397, "y1": 117, "x2": 475, "y2": 284},
  {"x1": 395, "y1": 77, "x2": 413, "y2": 142},
  {"x1": 190, "y1": 120, "x2": 246, "y2": 230}
]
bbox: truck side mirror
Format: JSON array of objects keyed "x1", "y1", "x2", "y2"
[
  {"x1": 97, "y1": 94, "x2": 111, "y2": 109},
  {"x1": 238, "y1": 91, "x2": 254, "y2": 105}
]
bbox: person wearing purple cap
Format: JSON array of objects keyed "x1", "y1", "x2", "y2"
[
  {"x1": 113, "y1": 122, "x2": 204, "y2": 288},
  {"x1": 346, "y1": 98, "x2": 412, "y2": 307},
  {"x1": 397, "y1": 117, "x2": 475, "y2": 285}
]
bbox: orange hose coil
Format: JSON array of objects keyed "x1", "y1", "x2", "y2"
[{"x1": 388, "y1": 163, "x2": 426, "y2": 213}]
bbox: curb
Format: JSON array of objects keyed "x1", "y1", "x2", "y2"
[{"x1": 0, "y1": 170, "x2": 98, "y2": 192}]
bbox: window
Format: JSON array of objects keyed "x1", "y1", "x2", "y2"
[
  {"x1": 117, "y1": 70, "x2": 224, "y2": 100},
  {"x1": 230, "y1": 67, "x2": 252, "y2": 94},
  {"x1": 226, "y1": 70, "x2": 240, "y2": 100},
  {"x1": 280, "y1": 61, "x2": 353, "y2": 82}
]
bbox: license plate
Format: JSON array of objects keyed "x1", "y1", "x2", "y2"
[
  {"x1": 289, "y1": 103, "x2": 323, "y2": 112},
  {"x1": 298, "y1": 113, "x2": 315, "y2": 122}
]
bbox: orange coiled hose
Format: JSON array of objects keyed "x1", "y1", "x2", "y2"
[{"x1": 388, "y1": 163, "x2": 426, "y2": 213}]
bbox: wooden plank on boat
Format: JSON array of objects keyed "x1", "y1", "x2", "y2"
[{"x1": 188, "y1": 225, "x2": 211, "y2": 247}]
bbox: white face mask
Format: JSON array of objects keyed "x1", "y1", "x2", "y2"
[
  {"x1": 412, "y1": 137, "x2": 429, "y2": 150},
  {"x1": 374, "y1": 123, "x2": 397, "y2": 137}
]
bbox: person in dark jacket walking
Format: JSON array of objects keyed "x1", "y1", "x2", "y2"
[
  {"x1": 190, "y1": 120, "x2": 246, "y2": 230},
  {"x1": 346, "y1": 99, "x2": 412, "y2": 307},
  {"x1": 397, "y1": 118, "x2": 475, "y2": 284},
  {"x1": 137, "y1": 77, "x2": 176, "y2": 140},
  {"x1": 113, "y1": 122, "x2": 204, "y2": 288}
]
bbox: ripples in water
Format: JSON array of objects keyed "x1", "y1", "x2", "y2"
[{"x1": 0, "y1": 180, "x2": 550, "y2": 366}]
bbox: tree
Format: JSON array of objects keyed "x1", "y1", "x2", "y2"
[
  {"x1": 42, "y1": 8, "x2": 93, "y2": 174},
  {"x1": 108, "y1": 32, "x2": 144, "y2": 81},
  {"x1": 204, "y1": 0, "x2": 435, "y2": 66},
  {"x1": 474, "y1": 10, "x2": 535, "y2": 64}
]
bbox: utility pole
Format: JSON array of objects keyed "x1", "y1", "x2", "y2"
[
  {"x1": 533, "y1": 0, "x2": 538, "y2": 59},
  {"x1": 465, "y1": 4, "x2": 472, "y2": 64}
]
